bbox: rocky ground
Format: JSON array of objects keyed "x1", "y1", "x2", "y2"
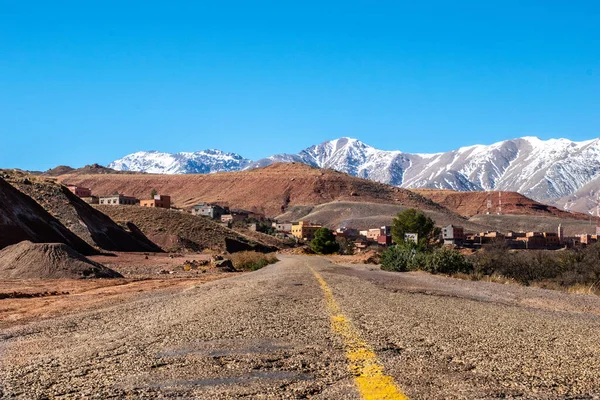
[{"x1": 1, "y1": 255, "x2": 600, "y2": 399}]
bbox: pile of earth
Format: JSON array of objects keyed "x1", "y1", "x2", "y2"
[
  {"x1": 0, "y1": 241, "x2": 122, "y2": 279},
  {"x1": 95, "y1": 205, "x2": 278, "y2": 253},
  {"x1": 0, "y1": 177, "x2": 97, "y2": 255},
  {"x1": 3, "y1": 171, "x2": 161, "y2": 252}
]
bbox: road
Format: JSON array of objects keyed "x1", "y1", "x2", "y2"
[{"x1": 2, "y1": 255, "x2": 600, "y2": 399}]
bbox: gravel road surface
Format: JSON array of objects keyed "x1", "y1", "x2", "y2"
[{"x1": 1, "y1": 255, "x2": 600, "y2": 399}]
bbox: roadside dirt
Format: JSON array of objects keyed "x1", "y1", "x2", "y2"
[{"x1": 0, "y1": 252, "x2": 240, "y2": 329}]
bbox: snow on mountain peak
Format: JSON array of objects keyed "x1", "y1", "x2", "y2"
[{"x1": 108, "y1": 136, "x2": 600, "y2": 211}]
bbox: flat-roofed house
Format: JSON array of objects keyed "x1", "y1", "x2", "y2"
[
  {"x1": 99, "y1": 195, "x2": 138, "y2": 206},
  {"x1": 291, "y1": 221, "x2": 322, "y2": 241},
  {"x1": 140, "y1": 195, "x2": 171, "y2": 209},
  {"x1": 66, "y1": 185, "x2": 92, "y2": 198}
]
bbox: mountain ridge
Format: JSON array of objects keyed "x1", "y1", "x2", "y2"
[{"x1": 107, "y1": 136, "x2": 600, "y2": 214}]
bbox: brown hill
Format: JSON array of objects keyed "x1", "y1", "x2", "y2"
[
  {"x1": 4, "y1": 172, "x2": 161, "y2": 253},
  {"x1": 0, "y1": 241, "x2": 122, "y2": 279},
  {"x1": 276, "y1": 201, "x2": 492, "y2": 233},
  {"x1": 95, "y1": 205, "x2": 278, "y2": 253},
  {"x1": 0, "y1": 177, "x2": 97, "y2": 256},
  {"x1": 44, "y1": 164, "x2": 138, "y2": 176},
  {"x1": 411, "y1": 189, "x2": 593, "y2": 221},
  {"x1": 57, "y1": 163, "x2": 444, "y2": 217}
]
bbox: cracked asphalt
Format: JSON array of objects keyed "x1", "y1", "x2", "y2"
[{"x1": 1, "y1": 255, "x2": 600, "y2": 399}]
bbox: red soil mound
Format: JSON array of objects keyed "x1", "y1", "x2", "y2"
[{"x1": 0, "y1": 241, "x2": 122, "y2": 279}]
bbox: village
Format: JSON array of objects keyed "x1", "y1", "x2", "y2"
[{"x1": 66, "y1": 184, "x2": 600, "y2": 252}]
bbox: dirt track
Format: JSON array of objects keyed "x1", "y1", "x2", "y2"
[{"x1": 1, "y1": 255, "x2": 600, "y2": 399}]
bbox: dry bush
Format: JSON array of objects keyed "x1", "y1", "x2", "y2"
[
  {"x1": 468, "y1": 241, "x2": 600, "y2": 294},
  {"x1": 226, "y1": 251, "x2": 279, "y2": 271}
]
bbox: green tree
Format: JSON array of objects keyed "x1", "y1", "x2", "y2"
[
  {"x1": 310, "y1": 228, "x2": 340, "y2": 255},
  {"x1": 391, "y1": 208, "x2": 439, "y2": 248},
  {"x1": 150, "y1": 189, "x2": 158, "y2": 198}
]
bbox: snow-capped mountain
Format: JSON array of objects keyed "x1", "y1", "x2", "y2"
[
  {"x1": 108, "y1": 136, "x2": 600, "y2": 211},
  {"x1": 108, "y1": 149, "x2": 251, "y2": 174}
]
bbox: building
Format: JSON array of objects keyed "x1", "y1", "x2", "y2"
[
  {"x1": 66, "y1": 185, "x2": 92, "y2": 198},
  {"x1": 579, "y1": 234, "x2": 597, "y2": 245},
  {"x1": 291, "y1": 221, "x2": 322, "y2": 241},
  {"x1": 366, "y1": 226, "x2": 391, "y2": 242},
  {"x1": 543, "y1": 232, "x2": 560, "y2": 247},
  {"x1": 191, "y1": 203, "x2": 228, "y2": 219},
  {"x1": 377, "y1": 235, "x2": 392, "y2": 246},
  {"x1": 221, "y1": 213, "x2": 247, "y2": 224},
  {"x1": 336, "y1": 227, "x2": 359, "y2": 238},
  {"x1": 354, "y1": 239, "x2": 369, "y2": 252},
  {"x1": 272, "y1": 222, "x2": 293, "y2": 233},
  {"x1": 140, "y1": 195, "x2": 171, "y2": 209},
  {"x1": 98, "y1": 195, "x2": 138, "y2": 206},
  {"x1": 442, "y1": 225, "x2": 465, "y2": 245}
]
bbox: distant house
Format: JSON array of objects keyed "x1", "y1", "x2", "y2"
[
  {"x1": 191, "y1": 203, "x2": 228, "y2": 219},
  {"x1": 336, "y1": 227, "x2": 359, "y2": 239},
  {"x1": 367, "y1": 226, "x2": 391, "y2": 242},
  {"x1": 273, "y1": 222, "x2": 293, "y2": 233},
  {"x1": 66, "y1": 185, "x2": 92, "y2": 198},
  {"x1": 140, "y1": 195, "x2": 171, "y2": 209},
  {"x1": 99, "y1": 195, "x2": 138, "y2": 206},
  {"x1": 291, "y1": 221, "x2": 322, "y2": 241},
  {"x1": 442, "y1": 225, "x2": 465, "y2": 245},
  {"x1": 377, "y1": 235, "x2": 392, "y2": 246}
]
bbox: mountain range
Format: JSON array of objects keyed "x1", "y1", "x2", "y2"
[{"x1": 108, "y1": 137, "x2": 600, "y2": 214}]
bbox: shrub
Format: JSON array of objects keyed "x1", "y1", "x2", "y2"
[
  {"x1": 310, "y1": 228, "x2": 340, "y2": 255},
  {"x1": 381, "y1": 245, "x2": 472, "y2": 274},
  {"x1": 424, "y1": 247, "x2": 473, "y2": 274},
  {"x1": 336, "y1": 236, "x2": 355, "y2": 255},
  {"x1": 226, "y1": 251, "x2": 278, "y2": 271},
  {"x1": 380, "y1": 245, "x2": 415, "y2": 272}
]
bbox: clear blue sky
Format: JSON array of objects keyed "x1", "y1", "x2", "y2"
[{"x1": 1, "y1": 1, "x2": 599, "y2": 170}]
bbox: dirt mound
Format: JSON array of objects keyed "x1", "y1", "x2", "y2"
[
  {"x1": 56, "y1": 163, "x2": 445, "y2": 217},
  {"x1": 0, "y1": 177, "x2": 98, "y2": 256},
  {"x1": 412, "y1": 189, "x2": 593, "y2": 221},
  {"x1": 0, "y1": 241, "x2": 122, "y2": 279},
  {"x1": 95, "y1": 205, "x2": 278, "y2": 253},
  {"x1": 4, "y1": 172, "x2": 161, "y2": 252}
]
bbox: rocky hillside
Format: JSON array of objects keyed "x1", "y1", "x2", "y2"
[
  {"x1": 411, "y1": 189, "x2": 593, "y2": 220},
  {"x1": 57, "y1": 163, "x2": 445, "y2": 217},
  {"x1": 95, "y1": 205, "x2": 278, "y2": 253},
  {"x1": 0, "y1": 177, "x2": 97, "y2": 255},
  {"x1": 5, "y1": 172, "x2": 161, "y2": 252}
]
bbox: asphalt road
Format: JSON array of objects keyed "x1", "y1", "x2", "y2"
[{"x1": 2, "y1": 255, "x2": 600, "y2": 399}]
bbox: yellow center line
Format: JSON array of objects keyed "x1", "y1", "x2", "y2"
[{"x1": 310, "y1": 265, "x2": 410, "y2": 400}]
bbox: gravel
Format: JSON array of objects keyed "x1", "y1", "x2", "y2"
[{"x1": 1, "y1": 255, "x2": 600, "y2": 399}]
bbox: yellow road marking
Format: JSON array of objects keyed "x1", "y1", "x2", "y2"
[{"x1": 310, "y1": 266, "x2": 410, "y2": 400}]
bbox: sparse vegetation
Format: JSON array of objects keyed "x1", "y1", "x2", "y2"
[
  {"x1": 226, "y1": 251, "x2": 279, "y2": 271},
  {"x1": 466, "y1": 242, "x2": 600, "y2": 293},
  {"x1": 310, "y1": 228, "x2": 340, "y2": 255},
  {"x1": 381, "y1": 243, "x2": 472, "y2": 274},
  {"x1": 335, "y1": 236, "x2": 355, "y2": 255}
]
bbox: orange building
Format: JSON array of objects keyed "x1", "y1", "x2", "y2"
[{"x1": 140, "y1": 195, "x2": 171, "y2": 209}]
